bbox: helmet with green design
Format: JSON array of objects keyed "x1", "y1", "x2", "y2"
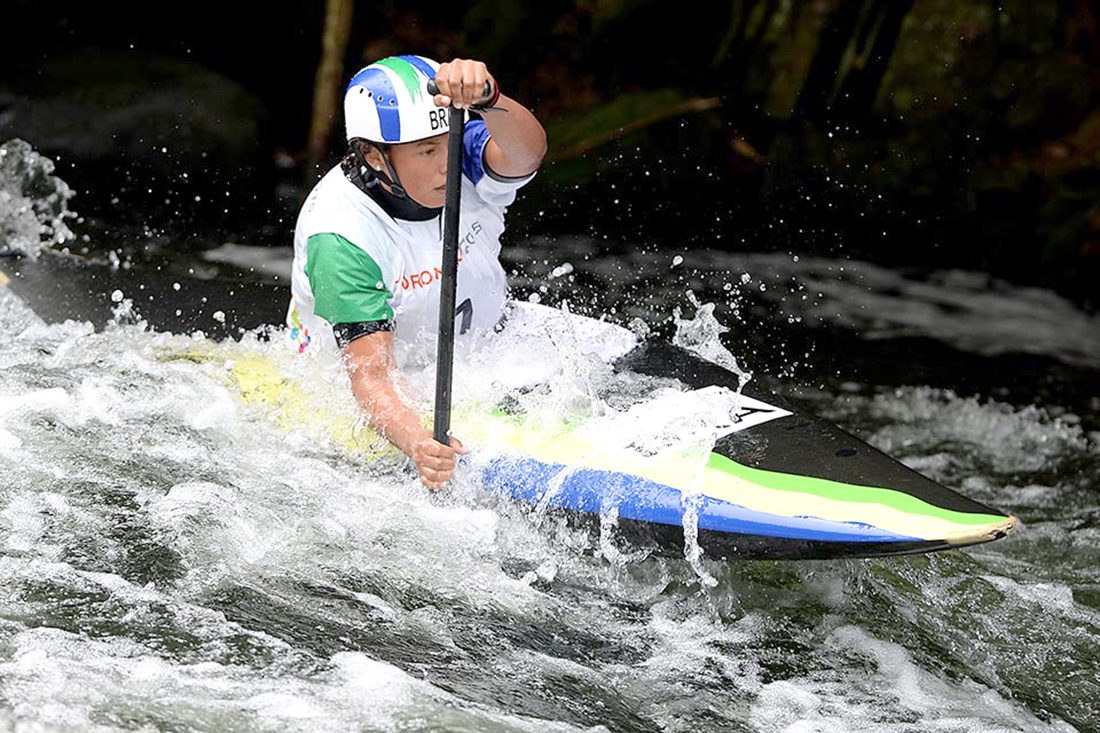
[{"x1": 344, "y1": 55, "x2": 449, "y2": 144}]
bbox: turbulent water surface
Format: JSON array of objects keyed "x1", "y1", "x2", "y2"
[{"x1": 1, "y1": 141, "x2": 1099, "y2": 732}]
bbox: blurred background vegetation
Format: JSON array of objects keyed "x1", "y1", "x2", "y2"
[{"x1": 2, "y1": 0, "x2": 1097, "y2": 308}]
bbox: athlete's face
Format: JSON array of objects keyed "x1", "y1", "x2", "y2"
[{"x1": 383, "y1": 134, "x2": 449, "y2": 208}]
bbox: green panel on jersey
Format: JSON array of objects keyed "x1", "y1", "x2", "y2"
[{"x1": 305, "y1": 233, "x2": 394, "y2": 324}]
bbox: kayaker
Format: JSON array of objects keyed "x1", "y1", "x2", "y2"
[{"x1": 286, "y1": 55, "x2": 547, "y2": 489}]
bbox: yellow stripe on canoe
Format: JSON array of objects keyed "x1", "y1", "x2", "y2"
[{"x1": 169, "y1": 346, "x2": 1014, "y2": 544}]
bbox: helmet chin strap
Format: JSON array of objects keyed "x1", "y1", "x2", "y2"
[
  {"x1": 373, "y1": 149, "x2": 408, "y2": 199},
  {"x1": 350, "y1": 140, "x2": 407, "y2": 198}
]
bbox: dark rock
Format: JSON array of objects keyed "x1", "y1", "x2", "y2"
[{"x1": 0, "y1": 49, "x2": 270, "y2": 188}]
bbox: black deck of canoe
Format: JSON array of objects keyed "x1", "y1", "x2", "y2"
[{"x1": 601, "y1": 341, "x2": 1010, "y2": 560}]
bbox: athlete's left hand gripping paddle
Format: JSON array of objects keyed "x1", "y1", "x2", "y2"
[{"x1": 426, "y1": 78, "x2": 492, "y2": 446}]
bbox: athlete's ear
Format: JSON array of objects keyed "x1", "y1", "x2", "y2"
[{"x1": 361, "y1": 142, "x2": 386, "y2": 172}]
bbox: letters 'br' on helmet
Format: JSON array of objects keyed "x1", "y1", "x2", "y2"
[{"x1": 345, "y1": 55, "x2": 452, "y2": 145}]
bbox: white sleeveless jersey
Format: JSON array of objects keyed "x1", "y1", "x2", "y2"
[{"x1": 287, "y1": 122, "x2": 534, "y2": 356}]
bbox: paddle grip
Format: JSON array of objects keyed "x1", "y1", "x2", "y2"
[{"x1": 426, "y1": 79, "x2": 494, "y2": 104}]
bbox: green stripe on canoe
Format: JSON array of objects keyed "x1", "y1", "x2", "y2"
[{"x1": 706, "y1": 452, "x2": 1005, "y2": 527}]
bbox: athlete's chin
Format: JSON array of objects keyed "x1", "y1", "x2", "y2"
[{"x1": 420, "y1": 190, "x2": 446, "y2": 209}]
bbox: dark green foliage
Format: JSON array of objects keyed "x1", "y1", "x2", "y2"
[{"x1": 2, "y1": 0, "x2": 1096, "y2": 305}]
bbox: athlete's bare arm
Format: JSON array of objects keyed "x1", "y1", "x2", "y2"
[
  {"x1": 343, "y1": 331, "x2": 467, "y2": 489},
  {"x1": 431, "y1": 58, "x2": 547, "y2": 178}
]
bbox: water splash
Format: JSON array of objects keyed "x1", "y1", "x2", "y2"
[
  {"x1": 670, "y1": 292, "x2": 753, "y2": 583},
  {"x1": 531, "y1": 465, "x2": 579, "y2": 523},
  {"x1": 108, "y1": 289, "x2": 140, "y2": 327},
  {"x1": 680, "y1": 493, "x2": 718, "y2": 588},
  {"x1": 540, "y1": 300, "x2": 615, "y2": 421},
  {"x1": 596, "y1": 503, "x2": 650, "y2": 567},
  {"x1": 0, "y1": 139, "x2": 76, "y2": 257},
  {"x1": 672, "y1": 291, "x2": 752, "y2": 391}
]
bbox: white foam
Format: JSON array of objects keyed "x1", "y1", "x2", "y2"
[
  {"x1": 748, "y1": 624, "x2": 1076, "y2": 733},
  {"x1": 981, "y1": 575, "x2": 1100, "y2": 626},
  {"x1": 847, "y1": 386, "x2": 1093, "y2": 476},
  {"x1": 0, "y1": 270, "x2": 1094, "y2": 732},
  {"x1": 0, "y1": 426, "x2": 23, "y2": 452},
  {"x1": 461, "y1": 301, "x2": 637, "y2": 394}
]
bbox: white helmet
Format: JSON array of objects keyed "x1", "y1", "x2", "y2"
[{"x1": 344, "y1": 55, "x2": 449, "y2": 144}]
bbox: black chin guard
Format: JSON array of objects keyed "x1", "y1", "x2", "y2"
[{"x1": 343, "y1": 140, "x2": 443, "y2": 222}]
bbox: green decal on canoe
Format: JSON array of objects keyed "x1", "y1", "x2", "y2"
[{"x1": 706, "y1": 452, "x2": 1005, "y2": 527}]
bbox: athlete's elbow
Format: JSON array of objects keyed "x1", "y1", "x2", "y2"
[
  {"x1": 515, "y1": 137, "x2": 547, "y2": 177},
  {"x1": 533, "y1": 131, "x2": 548, "y2": 168}
]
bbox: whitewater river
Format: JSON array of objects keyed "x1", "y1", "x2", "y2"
[{"x1": 1, "y1": 140, "x2": 1099, "y2": 731}]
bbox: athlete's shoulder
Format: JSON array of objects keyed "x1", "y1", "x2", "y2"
[
  {"x1": 459, "y1": 120, "x2": 537, "y2": 209},
  {"x1": 303, "y1": 167, "x2": 364, "y2": 212},
  {"x1": 298, "y1": 168, "x2": 389, "y2": 243}
]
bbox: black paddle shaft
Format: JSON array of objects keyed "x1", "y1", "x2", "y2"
[{"x1": 427, "y1": 78, "x2": 491, "y2": 445}]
